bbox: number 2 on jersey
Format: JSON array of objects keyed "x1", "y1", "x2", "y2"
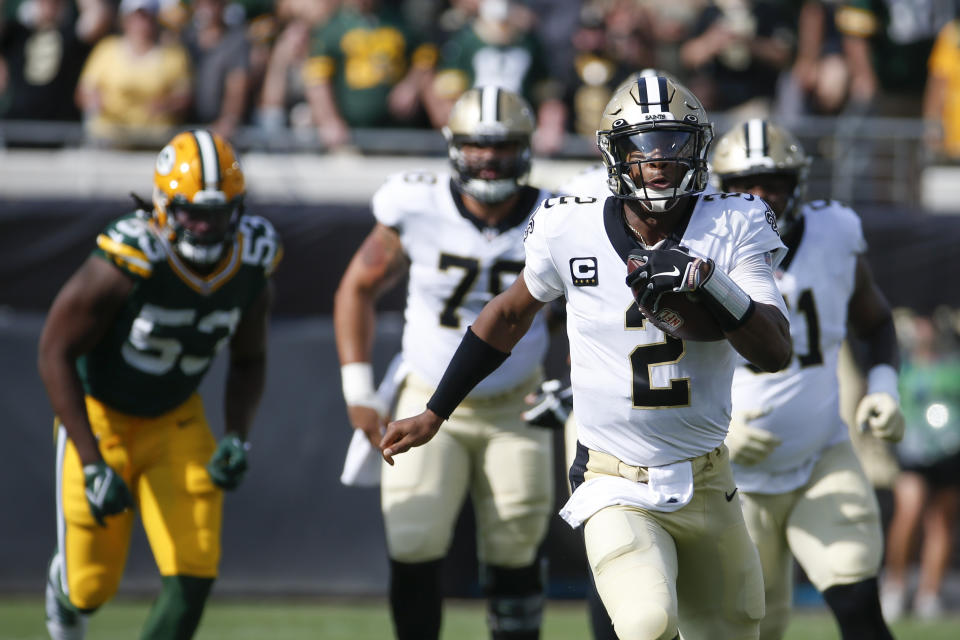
[
  {"x1": 626, "y1": 304, "x2": 690, "y2": 408},
  {"x1": 438, "y1": 253, "x2": 524, "y2": 328}
]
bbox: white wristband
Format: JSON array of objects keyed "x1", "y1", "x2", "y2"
[
  {"x1": 866, "y1": 364, "x2": 900, "y2": 403},
  {"x1": 341, "y1": 362, "x2": 383, "y2": 411}
]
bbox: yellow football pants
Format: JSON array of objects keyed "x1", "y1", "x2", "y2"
[{"x1": 52, "y1": 393, "x2": 222, "y2": 611}]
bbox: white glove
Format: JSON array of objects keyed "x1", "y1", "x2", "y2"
[
  {"x1": 725, "y1": 408, "x2": 780, "y2": 466},
  {"x1": 855, "y1": 392, "x2": 905, "y2": 442}
]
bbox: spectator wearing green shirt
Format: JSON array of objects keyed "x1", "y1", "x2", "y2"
[{"x1": 302, "y1": 0, "x2": 438, "y2": 151}]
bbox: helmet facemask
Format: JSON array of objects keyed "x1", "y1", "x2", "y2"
[
  {"x1": 720, "y1": 169, "x2": 805, "y2": 235},
  {"x1": 155, "y1": 189, "x2": 242, "y2": 267},
  {"x1": 442, "y1": 86, "x2": 536, "y2": 204},
  {"x1": 597, "y1": 75, "x2": 714, "y2": 214},
  {"x1": 448, "y1": 135, "x2": 531, "y2": 203},
  {"x1": 599, "y1": 125, "x2": 711, "y2": 213}
]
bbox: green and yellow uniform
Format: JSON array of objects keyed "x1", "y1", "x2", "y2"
[{"x1": 53, "y1": 211, "x2": 281, "y2": 610}]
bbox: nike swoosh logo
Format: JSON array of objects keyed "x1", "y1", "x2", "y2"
[
  {"x1": 652, "y1": 267, "x2": 681, "y2": 278},
  {"x1": 725, "y1": 488, "x2": 738, "y2": 502}
]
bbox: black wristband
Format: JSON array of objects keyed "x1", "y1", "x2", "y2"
[{"x1": 426, "y1": 327, "x2": 510, "y2": 419}]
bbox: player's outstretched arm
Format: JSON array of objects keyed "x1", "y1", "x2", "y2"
[
  {"x1": 334, "y1": 224, "x2": 409, "y2": 448},
  {"x1": 380, "y1": 274, "x2": 546, "y2": 464},
  {"x1": 847, "y1": 255, "x2": 904, "y2": 441}
]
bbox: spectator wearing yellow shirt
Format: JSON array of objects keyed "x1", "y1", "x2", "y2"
[
  {"x1": 925, "y1": 18, "x2": 960, "y2": 159},
  {"x1": 76, "y1": 0, "x2": 192, "y2": 147}
]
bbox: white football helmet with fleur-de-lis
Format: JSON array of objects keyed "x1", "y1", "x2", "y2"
[
  {"x1": 711, "y1": 119, "x2": 811, "y2": 235},
  {"x1": 597, "y1": 75, "x2": 714, "y2": 213},
  {"x1": 442, "y1": 86, "x2": 535, "y2": 203}
]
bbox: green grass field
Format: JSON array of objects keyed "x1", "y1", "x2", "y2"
[{"x1": 2, "y1": 597, "x2": 958, "y2": 640}]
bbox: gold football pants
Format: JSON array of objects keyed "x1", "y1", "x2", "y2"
[
  {"x1": 51, "y1": 393, "x2": 222, "y2": 610},
  {"x1": 583, "y1": 445, "x2": 764, "y2": 640},
  {"x1": 382, "y1": 371, "x2": 554, "y2": 567},
  {"x1": 740, "y1": 440, "x2": 883, "y2": 640}
]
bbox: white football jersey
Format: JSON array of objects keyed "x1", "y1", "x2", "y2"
[
  {"x1": 373, "y1": 171, "x2": 552, "y2": 395},
  {"x1": 731, "y1": 200, "x2": 867, "y2": 493},
  {"x1": 523, "y1": 193, "x2": 787, "y2": 466}
]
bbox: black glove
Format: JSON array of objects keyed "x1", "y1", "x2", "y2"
[
  {"x1": 522, "y1": 379, "x2": 573, "y2": 429},
  {"x1": 625, "y1": 247, "x2": 705, "y2": 313},
  {"x1": 83, "y1": 462, "x2": 134, "y2": 527}
]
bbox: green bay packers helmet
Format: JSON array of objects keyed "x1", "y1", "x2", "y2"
[
  {"x1": 153, "y1": 129, "x2": 245, "y2": 266},
  {"x1": 597, "y1": 75, "x2": 713, "y2": 213},
  {"x1": 711, "y1": 119, "x2": 810, "y2": 232},
  {"x1": 442, "y1": 86, "x2": 535, "y2": 203}
]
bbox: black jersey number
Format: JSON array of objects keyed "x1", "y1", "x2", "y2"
[
  {"x1": 626, "y1": 303, "x2": 690, "y2": 408},
  {"x1": 438, "y1": 253, "x2": 524, "y2": 328},
  {"x1": 748, "y1": 287, "x2": 823, "y2": 373}
]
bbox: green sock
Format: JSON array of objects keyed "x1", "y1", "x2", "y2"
[{"x1": 139, "y1": 576, "x2": 214, "y2": 640}]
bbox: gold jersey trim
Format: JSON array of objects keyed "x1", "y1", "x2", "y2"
[
  {"x1": 97, "y1": 234, "x2": 153, "y2": 278},
  {"x1": 156, "y1": 231, "x2": 245, "y2": 295}
]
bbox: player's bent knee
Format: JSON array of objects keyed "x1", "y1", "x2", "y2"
[
  {"x1": 482, "y1": 515, "x2": 549, "y2": 567},
  {"x1": 610, "y1": 600, "x2": 675, "y2": 640},
  {"x1": 68, "y1": 574, "x2": 119, "y2": 611},
  {"x1": 386, "y1": 525, "x2": 450, "y2": 563}
]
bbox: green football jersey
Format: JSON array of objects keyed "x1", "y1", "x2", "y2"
[{"x1": 78, "y1": 211, "x2": 282, "y2": 416}]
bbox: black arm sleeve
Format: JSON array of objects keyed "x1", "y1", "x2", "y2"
[{"x1": 425, "y1": 327, "x2": 510, "y2": 419}]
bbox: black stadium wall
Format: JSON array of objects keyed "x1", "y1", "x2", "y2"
[{"x1": 1, "y1": 198, "x2": 958, "y2": 598}]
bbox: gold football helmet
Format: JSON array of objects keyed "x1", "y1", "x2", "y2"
[
  {"x1": 597, "y1": 75, "x2": 713, "y2": 212},
  {"x1": 153, "y1": 129, "x2": 245, "y2": 265},
  {"x1": 711, "y1": 119, "x2": 810, "y2": 232},
  {"x1": 442, "y1": 86, "x2": 535, "y2": 203}
]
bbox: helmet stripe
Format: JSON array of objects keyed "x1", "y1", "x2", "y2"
[
  {"x1": 637, "y1": 76, "x2": 668, "y2": 114},
  {"x1": 192, "y1": 129, "x2": 221, "y2": 191},
  {"x1": 480, "y1": 86, "x2": 500, "y2": 126},
  {"x1": 744, "y1": 119, "x2": 769, "y2": 159}
]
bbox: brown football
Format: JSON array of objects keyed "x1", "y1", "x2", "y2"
[{"x1": 628, "y1": 257, "x2": 726, "y2": 342}]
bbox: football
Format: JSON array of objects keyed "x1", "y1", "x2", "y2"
[{"x1": 627, "y1": 257, "x2": 725, "y2": 342}]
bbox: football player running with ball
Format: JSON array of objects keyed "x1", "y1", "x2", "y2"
[
  {"x1": 39, "y1": 130, "x2": 281, "y2": 640},
  {"x1": 381, "y1": 76, "x2": 792, "y2": 640},
  {"x1": 713, "y1": 120, "x2": 903, "y2": 640},
  {"x1": 334, "y1": 87, "x2": 555, "y2": 640}
]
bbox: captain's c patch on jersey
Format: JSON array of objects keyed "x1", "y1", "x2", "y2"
[{"x1": 570, "y1": 257, "x2": 599, "y2": 286}]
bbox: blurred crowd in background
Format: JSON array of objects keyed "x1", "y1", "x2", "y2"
[{"x1": 1, "y1": 0, "x2": 959, "y2": 157}]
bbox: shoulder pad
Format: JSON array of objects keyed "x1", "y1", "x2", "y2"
[
  {"x1": 237, "y1": 214, "x2": 283, "y2": 276},
  {"x1": 95, "y1": 212, "x2": 164, "y2": 279}
]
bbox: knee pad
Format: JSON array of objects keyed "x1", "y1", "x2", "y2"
[
  {"x1": 481, "y1": 561, "x2": 546, "y2": 635},
  {"x1": 608, "y1": 600, "x2": 675, "y2": 640},
  {"x1": 481, "y1": 513, "x2": 549, "y2": 567},
  {"x1": 822, "y1": 578, "x2": 893, "y2": 640}
]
